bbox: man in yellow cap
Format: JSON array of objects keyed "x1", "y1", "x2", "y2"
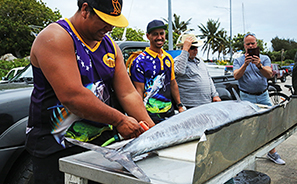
[{"x1": 26, "y1": 0, "x2": 154, "y2": 183}]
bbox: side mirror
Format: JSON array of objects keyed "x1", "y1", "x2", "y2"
[{"x1": 2, "y1": 76, "x2": 8, "y2": 80}]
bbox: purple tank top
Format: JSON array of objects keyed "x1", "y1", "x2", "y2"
[{"x1": 26, "y1": 19, "x2": 117, "y2": 157}]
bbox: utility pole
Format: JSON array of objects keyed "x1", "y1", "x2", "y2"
[
  {"x1": 168, "y1": 0, "x2": 173, "y2": 50},
  {"x1": 214, "y1": 0, "x2": 233, "y2": 62},
  {"x1": 229, "y1": 0, "x2": 233, "y2": 62},
  {"x1": 242, "y1": 3, "x2": 245, "y2": 33}
]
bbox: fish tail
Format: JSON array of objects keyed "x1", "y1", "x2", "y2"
[
  {"x1": 105, "y1": 151, "x2": 151, "y2": 182},
  {"x1": 65, "y1": 138, "x2": 150, "y2": 182}
]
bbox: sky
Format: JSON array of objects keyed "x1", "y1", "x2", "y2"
[{"x1": 42, "y1": 0, "x2": 297, "y2": 60}]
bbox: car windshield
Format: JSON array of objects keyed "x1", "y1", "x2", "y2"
[{"x1": 9, "y1": 64, "x2": 33, "y2": 83}]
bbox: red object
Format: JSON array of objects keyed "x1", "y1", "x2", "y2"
[{"x1": 139, "y1": 121, "x2": 149, "y2": 131}]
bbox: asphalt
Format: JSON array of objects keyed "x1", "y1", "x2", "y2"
[{"x1": 256, "y1": 76, "x2": 297, "y2": 184}]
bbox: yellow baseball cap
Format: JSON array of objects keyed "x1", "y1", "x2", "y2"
[{"x1": 84, "y1": 0, "x2": 129, "y2": 28}]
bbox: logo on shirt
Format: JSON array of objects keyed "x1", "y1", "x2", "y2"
[
  {"x1": 165, "y1": 58, "x2": 171, "y2": 68},
  {"x1": 103, "y1": 53, "x2": 115, "y2": 68}
]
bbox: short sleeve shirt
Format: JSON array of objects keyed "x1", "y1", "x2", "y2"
[
  {"x1": 233, "y1": 54, "x2": 271, "y2": 93},
  {"x1": 130, "y1": 48, "x2": 175, "y2": 114}
]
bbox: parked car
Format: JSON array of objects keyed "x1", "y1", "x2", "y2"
[
  {"x1": 0, "y1": 66, "x2": 24, "y2": 83},
  {"x1": 269, "y1": 64, "x2": 287, "y2": 83},
  {"x1": 280, "y1": 65, "x2": 293, "y2": 77},
  {"x1": 0, "y1": 65, "x2": 33, "y2": 184},
  {"x1": 224, "y1": 65, "x2": 234, "y2": 75}
]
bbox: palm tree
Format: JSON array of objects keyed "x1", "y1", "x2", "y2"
[
  {"x1": 198, "y1": 19, "x2": 227, "y2": 60},
  {"x1": 163, "y1": 13, "x2": 193, "y2": 35},
  {"x1": 213, "y1": 30, "x2": 229, "y2": 59}
]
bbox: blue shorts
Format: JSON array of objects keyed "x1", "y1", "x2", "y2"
[{"x1": 240, "y1": 90, "x2": 272, "y2": 106}]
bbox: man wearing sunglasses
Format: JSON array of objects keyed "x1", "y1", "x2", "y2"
[
  {"x1": 174, "y1": 34, "x2": 221, "y2": 109},
  {"x1": 233, "y1": 33, "x2": 285, "y2": 165}
]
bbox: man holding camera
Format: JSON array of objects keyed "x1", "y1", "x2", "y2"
[{"x1": 233, "y1": 33, "x2": 285, "y2": 165}]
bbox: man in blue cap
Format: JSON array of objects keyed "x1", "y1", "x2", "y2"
[
  {"x1": 130, "y1": 19, "x2": 185, "y2": 124},
  {"x1": 26, "y1": 0, "x2": 154, "y2": 183}
]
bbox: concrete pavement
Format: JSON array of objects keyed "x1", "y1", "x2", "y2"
[
  {"x1": 257, "y1": 132, "x2": 297, "y2": 183},
  {"x1": 256, "y1": 76, "x2": 297, "y2": 184}
]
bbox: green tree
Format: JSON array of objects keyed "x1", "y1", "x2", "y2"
[
  {"x1": 198, "y1": 19, "x2": 227, "y2": 60},
  {"x1": 110, "y1": 27, "x2": 145, "y2": 41},
  {"x1": 212, "y1": 29, "x2": 229, "y2": 59},
  {"x1": 270, "y1": 37, "x2": 297, "y2": 61},
  {"x1": 163, "y1": 13, "x2": 193, "y2": 35},
  {"x1": 271, "y1": 37, "x2": 297, "y2": 52},
  {"x1": 163, "y1": 30, "x2": 180, "y2": 50},
  {"x1": 0, "y1": 0, "x2": 61, "y2": 58}
]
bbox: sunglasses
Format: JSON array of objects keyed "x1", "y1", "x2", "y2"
[
  {"x1": 190, "y1": 46, "x2": 198, "y2": 50},
  {"x1": 244, "y1": 33, "x2": 256, "y2": 38}
]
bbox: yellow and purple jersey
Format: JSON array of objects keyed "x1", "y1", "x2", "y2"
[{"x1": 130, "y1": 48, "x2": 175, "y2": 119}]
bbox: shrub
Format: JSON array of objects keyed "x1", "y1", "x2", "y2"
[{"x1": 0, "y1": 58, "x2": 30, "y2": 77}]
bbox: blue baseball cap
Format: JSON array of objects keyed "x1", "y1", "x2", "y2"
[{"x1": 146, "y1": 20, "x2": 167, "y2": 34}]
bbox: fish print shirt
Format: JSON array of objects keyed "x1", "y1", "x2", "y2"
[
  {"x1": 130, "y1": 47, "x2": 175, "y2": 116},
  {"x1": 26, "y1": 18, "x2": 117, "y2": 157}
]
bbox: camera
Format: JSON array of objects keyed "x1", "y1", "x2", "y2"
[{"x1": 247, "y1": 47, "x2": 260, "y2": 57}]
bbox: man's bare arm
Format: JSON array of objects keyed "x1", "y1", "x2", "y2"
[
  {"x1": 113, "y1": 46, "x2": 154, "y2": 128},
  {"x1": 170, "y1": 79, "x2": 184, "y2": 112},
  {"x1": 31, "y1": 24, "x2": 146, "y2": 139},
  {"x1": 234, "y1": 55, "x2": 251, "y2": 80}
]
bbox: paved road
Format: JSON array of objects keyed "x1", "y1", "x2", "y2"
[
  {"x1": 276, "y1": 75, "x2": 293, "y2": 96},
  {"x1": 256, "y1": 76, "x2": 297, "y2": 184}
]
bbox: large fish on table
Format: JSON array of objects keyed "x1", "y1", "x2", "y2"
[{"x1": 66, "y1": 100, "x2": 263, "y2": 182}]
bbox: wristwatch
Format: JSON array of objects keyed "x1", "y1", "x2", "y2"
[
  {"x1": 176, "y1": 102, "x2": 184, "y2": 108},
  {"x1": 258, "y1": 64, "x2": 263, "y2": 69}
]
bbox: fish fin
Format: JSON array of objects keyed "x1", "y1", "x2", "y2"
[
  {"x1": 232, "y1": 88, "x2": 241, "y2": 101},
  {"x1": 106, "y1": 152, "x2": 151, "y2": 182},
  {"x1": 65, "y1": 138, "x2": 150, "y2": 182}
]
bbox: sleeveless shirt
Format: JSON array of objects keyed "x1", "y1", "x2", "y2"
[{"x1": 26, "y1": 19, "x2": 117, "y2": 157}]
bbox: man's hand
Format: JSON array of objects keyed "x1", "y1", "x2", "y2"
[
  {"x1": 115, "y1": 116, "x2": 145, "y2": 139},
  {"x1": 178, "y1": 106, "x2": 185, "y2": 113},
  {"x1": 212, "y1": 96, "x2": 221, "y2": 102},
  {"x1": 251, "y1": 55, "x2": 262, "y2": 68},
  {"x1": 244, "y1": 53, "x2": 253, "y2": 66},
  {"x1": 183, "y1": 36, "x2": 195, "y2": 51}
]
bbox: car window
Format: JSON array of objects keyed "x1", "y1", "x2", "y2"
[
  {"x1": 10, "y1": 65, "x2": 33, "y2": 82},
  {"x1": 226, "y1": 67, "x2": 233, "y2": 71},
  {"x1": 16, "y1": 69, "x2": 23, "y2": 75},
  {"x1": 122, "y1": 48, "x2": 146, "y2": 64},
  {"x1": 6, "y1": 70, "x2": 15, "y2": 80}
]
